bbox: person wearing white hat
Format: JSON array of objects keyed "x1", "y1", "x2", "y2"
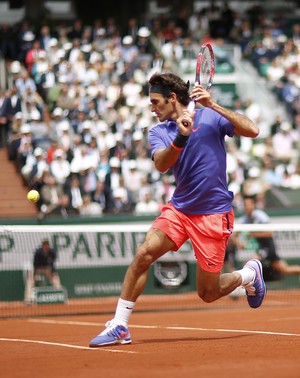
[
  {"x1": 21, "y1": 145, "x2": 48, "y2": 185},
  {"x1": 121, "y1": 35, "x2": 138, "y2": 63},
  {"x1": 50, "y1": 148, "x2": 70, "y2": 185},
  {"x1": 123, "y1": 159, "x2": 143, "y2": 205},
  {"x1": 136, "y1": 26, "x2": 153, "y2": 55}
]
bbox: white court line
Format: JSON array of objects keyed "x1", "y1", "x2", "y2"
[
  {"x1": 0, "y1": 338, "x2": 137, "y2": 354},
  {"x1": 29, "y1": 319, "x2": 300, "y2": 338},
  {"x1": 269, "y1": 317, "x2": 300, "y2": 322}
]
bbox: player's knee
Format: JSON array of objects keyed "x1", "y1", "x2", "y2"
[
  {"x1": 197, "y1": 288, "x2": 216, "y2": 303},
  {"x1": 132, "y1": 245, "x2": 155, "y2": 272}
]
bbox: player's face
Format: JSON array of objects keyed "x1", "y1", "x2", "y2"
[{"x1": 150, "y1": 93, "x2": 174, "y2": 122}]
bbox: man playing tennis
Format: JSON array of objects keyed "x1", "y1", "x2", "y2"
[{"x1": 89, "y1": 72, "x2": 266, "y2": 347}]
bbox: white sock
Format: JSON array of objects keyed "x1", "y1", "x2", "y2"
[
  {"x1": 113, "y1": 298, "x2": 135, "y2": 327},
  {"x1": 235, "y1": 266, "x2": 255, "y2": 286}
]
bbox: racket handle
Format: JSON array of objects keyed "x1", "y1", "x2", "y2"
[
  {"x1": 182, "y1": 101, "x2": 195, "y2": 127},
  {"x1": 187, "y1": 101, "x2": 195, "y2": 114}
]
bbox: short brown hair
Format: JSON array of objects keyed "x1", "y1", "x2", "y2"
[{"x1": 149, "y1": 72, "x2": 190, "y2": 105}]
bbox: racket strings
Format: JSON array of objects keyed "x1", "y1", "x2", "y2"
[{"x1": 200, "y1": 49, "x2": 213, "y2": 90}]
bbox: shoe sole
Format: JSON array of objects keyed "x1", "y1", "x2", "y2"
[
  {"x1": 89, "y1": 338, "x2": 132, "y2": 348},
  {"x1": 246, "y1": 259, "x2": 266, "y2": 309}
]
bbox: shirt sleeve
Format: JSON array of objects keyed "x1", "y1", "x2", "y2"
[{"x1": 149, "y1": 125, "x2": 170, "y2": 159}]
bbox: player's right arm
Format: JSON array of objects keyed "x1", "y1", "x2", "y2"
[
  {"x1": 153, "y1": 107, "x2": 193, "y2": 173},
  {"x1": 153, "y1": 146, "x2": 182, "y2": 173}
]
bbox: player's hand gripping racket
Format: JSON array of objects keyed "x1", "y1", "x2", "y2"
[{"x1": 186, "y1": 43, "x2": 215, "y2": 116}]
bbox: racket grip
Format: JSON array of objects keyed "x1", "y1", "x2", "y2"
[
  {"x1": 187, "y1": 101, "x2": 195, "y2": 114},
  {"x1": 182, "y1": 101, "x2": 195, "y2": 127}
]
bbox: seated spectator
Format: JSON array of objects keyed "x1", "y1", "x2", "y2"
[
  {"x1": 123, "y1": 159, "x2": 143, "y2": 205},
  {"x1": 92, "y1": 179, "x2": 113, "y2": 213},
  {"x1": 154, "y1": 174, "x2": 176, "y2": 206},
  {"x1": 40, "y1": 174, "x2": 64, "y2": 216},
  {"x1": 234, "y1": 195, "x2": 300, "y2": 279},
  {"x1": 280, "y1": 164, "x2": 300, "y2": 189},
  {"x1": 135, "y1": 189, "x2": 160, "y2": 215},
  {"x1": 22, "y1": 146, "x2": 49, "y2": 187},
  {"x1": 45, "y1": 193, "x2": 80, "y2": 218},
  {"x1": 16, "y1": 123, "x2": 34, "y2": 172},
  {"x1": 111, "y1": 183, "x2": 133, "y2": 214},
  {"x1": 6, "y1": 113, "x2": 24, "y2": 160},
  {"x1": 64, "y1": 174, "x2": 84, "y2": 210},
  {"x1": 242, "y1": 166, "x2": 271, "y2": 206},
  {"x1": 24, "y1": 239, "x2": 62, "y2": 304},
  {"x1": 79, "y1": 193, "x2": 103, "y2": 216},
  {"x1": 272, "y1": 121, "x2": 299, "y2": 164},
  {"x1": 50, "y1": 148, "x2": 71, "y2": 185}
]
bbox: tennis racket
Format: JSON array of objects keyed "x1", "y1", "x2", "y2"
[
  {"x1": 186, "y1": 43, "x2": 215, "y2": 116},
  {"x1": 195, "y1": 43, "x2": 215, "y2": 91}
]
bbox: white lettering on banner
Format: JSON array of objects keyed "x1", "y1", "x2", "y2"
[
  {"x1": 0, "y1": 228, "x2": 299, "y2": 271},
  {"x1": 74, "y1": 282, "x2": 123, "y2": 296},
  {"x1": 0, "y1": 231, "x2": 194, "y2": 270}
]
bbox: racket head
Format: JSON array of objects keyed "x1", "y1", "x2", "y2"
[{"x1": 195, "y1": 43, "x2": 215, "y2": 91}]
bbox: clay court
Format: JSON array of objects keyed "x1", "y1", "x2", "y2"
[{"x1": 1, "y1": 292, "x2": 300, "y2": 378}]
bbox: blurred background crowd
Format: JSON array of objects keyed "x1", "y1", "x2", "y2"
[{"x1": 0, "y1": 1, "x2": 300, "y2": 218}]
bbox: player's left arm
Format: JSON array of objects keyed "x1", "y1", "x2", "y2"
[{"x1": 191, "y1": 85, "x2": 259, "y2": 138}]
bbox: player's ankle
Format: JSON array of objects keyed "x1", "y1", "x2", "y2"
[{"x1": 235, "y1": 266, "x2": 255, "y2": 286}]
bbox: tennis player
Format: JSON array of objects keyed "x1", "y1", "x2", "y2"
[{"x1": 89, "y1": 72, "x2": 266, "y2": 347}]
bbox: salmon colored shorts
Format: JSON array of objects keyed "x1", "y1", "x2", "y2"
[{"x1": 151, "y1": 202, "x2": 234, "y2": 273}]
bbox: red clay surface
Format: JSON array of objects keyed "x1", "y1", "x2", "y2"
[{"x1": 1, "y1": 293, "x2": 300, "y2": 378}]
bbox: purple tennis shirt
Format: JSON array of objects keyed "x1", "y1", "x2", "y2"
[{"x1": 149, "y1": 107, "x2": 234, "y2": 214}]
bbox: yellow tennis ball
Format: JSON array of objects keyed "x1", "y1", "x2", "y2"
[{"x1": 27, "y1": 190, "x2": 40, "y2": 203}]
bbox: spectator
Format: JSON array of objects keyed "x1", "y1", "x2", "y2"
[
  {"x1": 50, "y1": 148, "x2": 71, "y2": 184},
  {"x1": 235, "y1": 196, "x2": 300, "y2": 279},
  {"x1": 16, "y1": 123, "x2": 34, "y2": 171},
  {"x1": 121, "y1": 35, "x2": 138, "y2": 64},
  {"x1": 25, "y1": 39, "x2": 45, "y2": 73},
  {"x1": 23, "y1": 146, "x2": 49, "y2": 187},
  {"x1": 24, "y1": 239, "x2": 62, "y2": 304},
  {"x1": 0, "y1": 87, "x2": 22, "y2": 140},
  {"x1": 106, "y1": 156, "x2": 122, "y2": 191},
  {"x1": 46, "y1": 193, "x2": 79, "y2": 218},
  {"x1": 154, "y1": 173, "x2": 176, "y2": 206},
  {"x1": 79, "y1": 193, "x2": 103, "y2": 216},
  {"x1": 135, "y1": 189, "x2": 160, "y2": 215},
  {"x1": 123, "y1": 159, "x2": 143, "y2": 205},
  {"x1": 92, "y1": 179, "x2": 113, "y2": 213},
  {"x1": 136, "y1": 26, "x2": 153, "y2": 55},
  {"x1": 272, "y1": 121, "x2": 299, "y2": 164},
  {"x1": 64, "y1": 174, "x2": 84, "y2": 211},
  {"x1": 40, "y1": 174, "x2": 64, "y2": 215},
  {"x1": 111, "y1": 185, "x2": 133, "y2": 214},
  {"x1": 242, "y1": 166, "x2": 271, "y2": 203}
]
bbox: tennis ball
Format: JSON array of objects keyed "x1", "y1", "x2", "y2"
[{"x1": 27, "y1": 190, "x2": 40, "y2": 203}]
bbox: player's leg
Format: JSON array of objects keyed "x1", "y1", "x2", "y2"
[
  {"x1": 190, "y1": 211, "x2": 266, "y2": 308},
  {"x1": 196, "y1": 260, "x2": 266, "y2": 308},
  {"x1": 120, "y1": 228, "x2": 176, "y2": 301},
  {"x1": 89, "y1": 228, "x2": 176, "y2": 347},
  {"x1": 196, "y1": 265, "x2": 242, "y2": 302}
]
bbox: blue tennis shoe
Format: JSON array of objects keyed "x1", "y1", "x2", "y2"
[
  {"x1": 243, "y1": 259, "x2": 266, "y2": 308},
  {"x1": 89, "y1": 320, "x2": 131, "y2": 347}
]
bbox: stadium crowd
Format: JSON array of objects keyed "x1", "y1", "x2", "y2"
[{"x1": 0, "y1": 2, "x2": 299, "y2": 218}]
